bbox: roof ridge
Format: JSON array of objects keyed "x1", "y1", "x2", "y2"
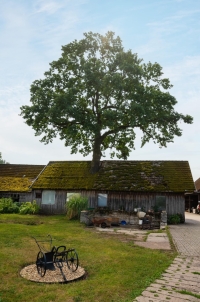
[{"x1": 47, "y1": 160, "x2": 189, "y2": 163}]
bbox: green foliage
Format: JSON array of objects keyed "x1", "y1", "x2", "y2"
[
  {"x1": 176, "y1": 290, "x2": 200, "y2": 300},
  {"x1": 20, "y1": 31, "x2": 193, "y2": 172},
  {"x1": 93, "y1": 207, "x2": 112, "y2": 215},
  {"x1": 0, "y1": 214, "x2": 175, "y2": 302},
  {"x1": 0, "y1": 198, "x2": 19, "y2": 213},
  {"x1": 167, "y1": 213, "x2": 183, "y2": 224},
  {"x1": 151, "y1": 204, "x2": 161, "y2": 213},
  {"x1": 177, "y1": 213, "x2": 185, "y2": 223},
  {"x1": 0, "y1": 199, "x2": 40, "y2": 215},
  {"x1": 66, "y1": 195, "x2": 88, "y2": 219},
  {"x1": 19, "y1": 200, "x2": 40, "y2": 215}
]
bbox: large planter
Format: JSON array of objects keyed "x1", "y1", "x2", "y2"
[{"x1": 80, "y1": 210, "x2": 140, "y2": 226}]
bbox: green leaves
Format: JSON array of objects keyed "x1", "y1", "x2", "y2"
[
  {"x1": 20, "y1": 31, "x2": 193, "y2": 171},
  {"x1": 0, "y1": 199, "x2": 40, "y2": 214},
  {"x1": 66, "y1": 195, "x2": 88, "y2": 219},
  {"x1": 0, "y1": 198, "x2": 19, "y2": 213},
  {"x1": 19, "y1": 201, "x2": 40, "y2": 215}
]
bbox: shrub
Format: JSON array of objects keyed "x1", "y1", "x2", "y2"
[
  {"x1": 94, "y1": 207, "x2": 112, "y2": 215},
  {"x1": 66, "y1": 195, "x2": 88, "y2": 219},
  {"x1": 0, "y1": 198, "x2": 19, "y2": 213},
  {"x1": 167, "y1": 214, "x2": 181, "y2": 224},
  {"x1": 0, "y1": 198, "x2": 40, "y2": 215},
  {"x1": 177, "y1": 213, "x2": 185, "y2": 223},
  {"x1": 19, "y1": 200, "x2": 40, "y2": 215}
]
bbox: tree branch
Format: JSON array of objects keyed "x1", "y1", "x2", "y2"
[
  {"x1": 101, "y1": 124, "x2": 131, "y2": 140},
  {"x1": 101, "y1": 105, "x2": 118, "y2": 111},
  {"x1": 53, "y1": 120, "x2": 81, "y2": 129},
  {"x1": 92, "y1": 97, "x2": 95, "y2": 115}
]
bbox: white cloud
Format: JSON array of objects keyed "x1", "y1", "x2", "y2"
[
  {"x1": 147, "y1": 8, "x2": 200, "y2": 33},
  {"x1": 34, "y1": 0, "x2": 64, "y2": 15}
]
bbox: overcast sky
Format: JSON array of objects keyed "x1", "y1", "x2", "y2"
[{"x1": 0, "y1": 0, "x2": 199, "y2": 181}]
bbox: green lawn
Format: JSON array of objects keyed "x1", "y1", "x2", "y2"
[{"x1": 0, "y1": 214, "x2": 176, "y2": 302}]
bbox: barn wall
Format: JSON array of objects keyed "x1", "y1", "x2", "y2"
[
  {"x1": 86, "y1": 191, "x2": 185, "y2": 217},
  {"x1": 107, "y1": 192, "x2": 156, "y2": 212},
  {"x1": 34, "y1": 190, "x2": 67, "y2": 214},
  {"x1": 108, "y1": 192, "x2": 184, "y2": 216},
  {"x1": 19, "y1": 192, "x2": 34, "y2": 202},
  {"x1": 166, "y1": 194, "x2": 185, "y2": 216},
  {"x1": 0, "y1": 191, "x2": 33, "y2": 202},
  {"x1": 33, "y1": 189, "x2": 185, "y2": 217}
]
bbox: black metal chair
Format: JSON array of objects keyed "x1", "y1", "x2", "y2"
[{"x1": 141, "y1": 215, "x2": 153, "y2": 230}]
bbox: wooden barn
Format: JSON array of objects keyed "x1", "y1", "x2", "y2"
[
  {"x1": 184, "y1": 177, "x2": 200, "y2": 212},
  {"x1": 0, "y1": 164, "x2": 45, "y2": 202},
  {"x1": 31, "y1": 160, "x2": 195, "y2": 217},
  {"x1": 195, "y1": 178, "x2": 200, "y2": 191}
]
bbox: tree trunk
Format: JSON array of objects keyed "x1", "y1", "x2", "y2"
[{"x1": 90, "y1": 136, "x2": 102, "y2": 174}]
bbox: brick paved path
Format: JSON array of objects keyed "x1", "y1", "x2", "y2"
[
  {"x1": 170, "y1": 212, "x2": 200, "y2": 256},
  {"x1": 133, "y1": 212, "x2": 200, "y2": 301}
]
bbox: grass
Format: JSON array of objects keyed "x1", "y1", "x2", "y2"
[
  {"x1": 0, "y1": 214, "x2": 176, "y2": 302},
  {"x1": 176, "y1": 290, "x2": 200, "y2": 299},
  {"x1": 165, "y1": 226, "x2": 178, "y2": 253}
]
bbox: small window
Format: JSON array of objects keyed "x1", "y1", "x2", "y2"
[
  {"x1": 66, "y1": 193, "x2": 80, "y2": 203},
  {"x1": 35, "y1": 192, "x2": 42, "y2": 199},
  {"x1": 42, "y1": 190, "x2": 55, "y2": 205},
  {"x1": 98, "y1": 194, "x2": 108, "y2": 207},
  {"x1": 155, "y1": 196, "x2": 166, "y2": 211}
]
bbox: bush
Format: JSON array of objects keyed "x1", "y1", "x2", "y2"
[
  {"x1": 177, "y1": 213, "x2": 185, "y2": 223},
  {"x1": 19, "y1": 200, "x2": 40, "y2": 215},
  {"x1": 66, "y1": 195, "x2": 88, "y2": 219},
  {"x1": 0, "y1": 198, "x2": 40, "y2": 215},
  {"x1": 0, "y1": 198, "x2": 19, "y2": 213},
  {"x1": 167, "y1": 214, "x2": 181, "y2": 224}
]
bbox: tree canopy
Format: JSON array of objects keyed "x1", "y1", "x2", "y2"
[{"x1": 20, "y1": 31, "x2": 193, "y2": 173}]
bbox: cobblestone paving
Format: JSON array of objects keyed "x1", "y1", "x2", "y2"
[
  {"x1": 170, "y1": 213, "x2": 200, "y2": 257},
  {"x1": 133, "y1": 212, "x2": 200, "y2": 301}
]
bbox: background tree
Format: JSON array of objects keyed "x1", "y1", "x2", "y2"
[
  {"x1": 20, "y1": 31, "x2": 193, "y2": 173},
  {"x1": 0, "y1": 152, "x2": 9, "y2": 164}
]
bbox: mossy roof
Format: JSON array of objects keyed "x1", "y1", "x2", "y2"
[
  {"x1": 31, "y1": 160, "x2": 195, "y2": 192},
  {"x1": 0, "y1": 164, "x2": 45, "y2": 192}
]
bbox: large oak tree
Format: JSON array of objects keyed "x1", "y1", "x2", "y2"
[{"x1": 20, "y1": 32, "x2": 193, "y2": 173}]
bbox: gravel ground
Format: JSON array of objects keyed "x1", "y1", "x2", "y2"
[{"x1": 20, "y1": 262, "x2": 85, "y2": 283}]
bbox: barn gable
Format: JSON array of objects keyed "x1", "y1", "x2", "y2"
[
  {"x1": 0, "y1": 164, "x2": 45, "y2": 202},
  {"x1": 195, "y1": 178, "x2": 200, "y2": 191}
]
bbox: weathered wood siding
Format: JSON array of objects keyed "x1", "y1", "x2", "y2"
[
  {"x1": 19, "y1": 192, "x2": 34, "y2": 202},
  {"x1": 87, "y1": 191, "x2": 185, "y2": 216},
  {"x1": 33, "y1": 189, "x2": 185, "y2": 217},
  {"x1": 166, "y1": 194, "x2": 185, "y2": 216},
  {"x1": 0, "y1": 191, "x2": 33, "y2": 202},
  {"x1": 34, "y1": 190, "x2": 67, "y2": 214}
]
